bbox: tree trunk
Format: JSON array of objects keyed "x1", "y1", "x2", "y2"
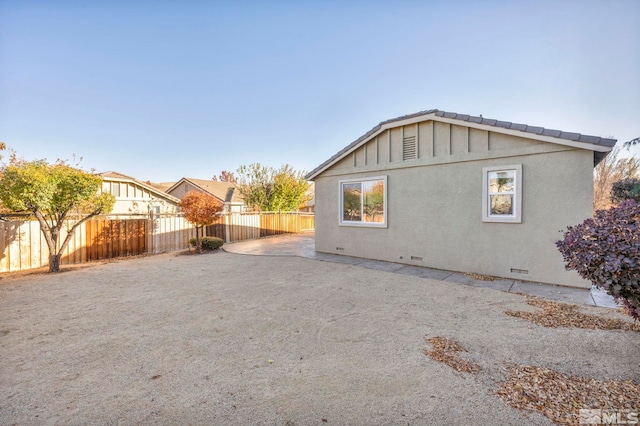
[
  {"x1": 195, "y1": 226, "x2": 201, "y2": 254},
  {"x1": 49, "y1": 254, "x2": 61, "y2": 272}
]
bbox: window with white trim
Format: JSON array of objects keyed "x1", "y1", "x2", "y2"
[
  {"x1": 339, "y1": 176, "x2": 387, "y2": 227},
  {"x1": 482, "y1": 165, "x2": 522, "y2": 223},
  {"x1": 111, "y1": 182, "x2": 120, "y2": 197}
]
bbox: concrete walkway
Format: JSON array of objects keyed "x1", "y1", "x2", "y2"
[{"x1": 223, "y1": 233, "x2": 619, "y2": 309}]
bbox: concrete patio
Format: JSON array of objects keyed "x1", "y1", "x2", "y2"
[{"x1": 223, "y1": 232, "x2": 619, "y2": 309}]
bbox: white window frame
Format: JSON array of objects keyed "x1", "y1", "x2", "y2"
[
  {"x1": 482, "y1": 164, "x2": 522, "y2": 223},
  {"x1": 339, "y1": 176, "x2": 388, "y2": 228},
  {"x1": 111, "y1": 182, "x2": 120, "y2": 197}
]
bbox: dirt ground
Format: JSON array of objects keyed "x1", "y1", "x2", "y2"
[{"x1": 0, "y1": 250, "x2": 638, "y2": 425}]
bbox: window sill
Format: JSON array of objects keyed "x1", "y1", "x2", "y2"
[{"x1": 339, "y1": 222, "x2": 388, "y2": 228}]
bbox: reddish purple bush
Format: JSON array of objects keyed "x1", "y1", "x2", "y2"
[{"x1": 556, "y1": 200, "x2": 640, "y2": 320}]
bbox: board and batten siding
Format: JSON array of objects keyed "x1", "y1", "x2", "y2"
[{"x1": 327, "y1": 121, "x2": 548, "y2": 175}]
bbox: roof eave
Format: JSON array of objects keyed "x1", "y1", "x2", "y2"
[
  {"x1": 306, "y1": 112, "x2": 616, "y2": 180},
  {"x1": 101, "y1": 175, "x2": 181, "y2": 203}
]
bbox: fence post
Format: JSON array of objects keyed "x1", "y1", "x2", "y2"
[
  {"x1": 224, "y1": 213, "x2": 231, "y2": 243},
  {"x1": 147, "y1": 211, "x2": 154, "y2": 254}
]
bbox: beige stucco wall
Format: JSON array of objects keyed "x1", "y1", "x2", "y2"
[
  {"x1": 166, "y1": 181, "x2": 191, "y2": 200},
  {"x1": 314, "y1": 122, "x2": 595, "y2": 288}
]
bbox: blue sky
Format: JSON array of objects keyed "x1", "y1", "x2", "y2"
[{"x1": 1, "y1": 0, "x2": 638, "y2": 182}]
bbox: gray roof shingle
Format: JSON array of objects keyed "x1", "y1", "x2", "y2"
[{"x1": 306, "y1": 109, "x2": 617, "y2": 179}]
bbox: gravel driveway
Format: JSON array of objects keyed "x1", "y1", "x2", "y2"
[{"x1": 1, "y1": 249, "x2": 638, "y2": 425}]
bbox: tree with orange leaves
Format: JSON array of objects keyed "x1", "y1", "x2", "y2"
[{"x1": 179, "y1": 191, "x2": 223, "y2": 253}]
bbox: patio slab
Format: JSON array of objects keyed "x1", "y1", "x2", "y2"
[
  {"x1": 590, "y1": 286, "x2": 623, "y2": 308},
  {"x1": 359, "y1": 260, "x2": 408, "y2": 272},
  {"x1": 224, "y1": 233, "x2": 618, "y2": 308},
  {"x1": 510, "y1": 280, "x2": 595, "y2": 306},
  {"x1": 395, "y1": 265, "x2": 454, "y2": 280},
  {"x1": 444, "y1": 272, "x2": 515, "y2": 292}
]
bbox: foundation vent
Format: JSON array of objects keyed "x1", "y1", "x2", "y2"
[
  {"x1": 336, "y1": 247, "x2": 344, "y2": 251},
  {"x1": 410, "y1": 256, "x2": 423, "y2": 261},
  {"x1": 510, "y1": 268, "x2": 529, "y2": 274}
]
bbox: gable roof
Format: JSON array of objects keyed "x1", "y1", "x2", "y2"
[
  {"x1": 166, "y1": 178, "x2": 243, "y2": 203},
  {"x1": 98, "y1": 171, "x2": 181, "y2": 204},
  {"x1": 306, "y1": 109, "x2": 617, "y2": 180},
  {"x1": 150, "y1": 181, "x2": 176, "y2": 192}
]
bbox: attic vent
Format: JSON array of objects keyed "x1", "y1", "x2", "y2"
[{"x1": 403, "y1": 135, "x2": 417, "y2": 160}]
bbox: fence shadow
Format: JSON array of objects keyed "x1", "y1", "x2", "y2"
[
  {"x1": 86, "y1": 218, "x2": 147, "y2": 260},
  {"x1": 0, "y1": 218, "x2": 28, "y2": 273}
]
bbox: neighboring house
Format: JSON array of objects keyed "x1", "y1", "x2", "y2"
[
  {"x1": 306, "y1": 109, "x2": 616, "y2": 288},
  {"x1": 99, "y1": 171, "x2": 180, "y2": 216},
  {"x1": 299, "y1": 182, "x2": 315, "y2": 213},
  {"x1": 149, "y1": 182, "x2": 177, "y2": 193},
  {"x1": 166, "y1": 178, "x2": 245, "y2": 212}
]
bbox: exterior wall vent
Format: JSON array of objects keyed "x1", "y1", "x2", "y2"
[
  {"x1": 403, "y1": 135, "x2": 417, "y2": 160},
  {"x1": 510, "y1": 268, "x2": 528, "y2": 274}
]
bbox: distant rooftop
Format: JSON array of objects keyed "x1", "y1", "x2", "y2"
[{"x1": 167, "y1": 178, "x2": 243, "y2": 203}]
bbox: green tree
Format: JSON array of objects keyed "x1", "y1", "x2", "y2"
[
  {"x1": 179, "y1": 191, "x2": 223, "y2": 253},
  {"x1": 234, "y1": 163, "x2": 310, "y2": 211},
  {"x1": 611, "y1": 178, "x2": 640, "y2": 204},
  {"x1": 0, "y1": 160, "x2": 115, "y2": 272}
]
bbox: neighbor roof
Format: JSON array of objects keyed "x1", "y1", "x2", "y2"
[
  {"x1": 306, "y1": 109, "x2": 617, "y2": 180},
  {"x1": 166, "y1": 178, "x2": 243, "y2": 203}
]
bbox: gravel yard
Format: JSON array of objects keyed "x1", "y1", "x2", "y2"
[{"x1": 1, "y1": 249, "x2": 638, "y2": 425}]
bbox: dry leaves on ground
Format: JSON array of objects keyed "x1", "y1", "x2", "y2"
[
  {"x1": 497, "y1": 364, "x2": 640, "y2": 425},
  {"x1": 505, "y1": 297, "x2": 640, "y2": 332},
  {"x1": 464, "y1": 272, "x2": 497, "y2": 281},
  {"x1": 423, "y1": 336, "x2": 481, "y2": 374}
]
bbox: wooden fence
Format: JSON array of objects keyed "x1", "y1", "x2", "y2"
[
  {"x1": 85, "y1": 218, "x2": 147, "y2": 260},
  {"x1": 0, "y1": 212, "x2": 314, "y2": 273},
  {"x1": 205, "y1": 212, "x2": 314, "y2": 241}
]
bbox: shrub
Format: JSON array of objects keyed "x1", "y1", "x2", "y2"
[
  {"x1": 190, "y1": 236, "x2": 224, "y2": 250},
  {"x1": 611, "y1": 178, "x2": 640, "y2": 204},
  {"x1": 556, "y1": 200, "x2": 640, "y2": 320}
]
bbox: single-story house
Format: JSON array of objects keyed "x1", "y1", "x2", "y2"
[
  {"x1": 306, "y1": 109, "x2": 616, "y2": 288},
  {"x1": 166, "y1": 178, "x2": 245, "y2": 212},
  {"x1": 99, "y1": 171, "x2": 181, "y2": 216}
]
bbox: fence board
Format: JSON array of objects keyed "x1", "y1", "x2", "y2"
[
  {"x1": 0, "y1": 222, "x2": 7, "y2": 271},
  {"x1": 0, "y1": 212, "x2": 313, "y2": 272}
]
